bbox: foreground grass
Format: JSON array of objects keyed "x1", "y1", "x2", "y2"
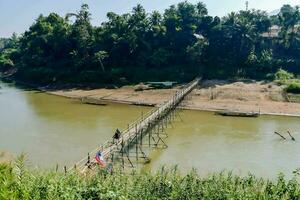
[{"x1": 1, "y1": 158, "x2": 300, "y2": 199}]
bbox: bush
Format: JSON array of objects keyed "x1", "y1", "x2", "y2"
[
  {"x1": 286, "y1": 82, "x2": 300, "y2": 94},
  {"x1": 275, "y1": 69, "x2": 294, "y2": 81}
]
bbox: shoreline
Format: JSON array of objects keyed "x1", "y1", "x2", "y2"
[
  {"x1": 46, "y1": 84, "x2": 300, "y2": 118},
  {"x1": 49, "y1": 91, "x2": 300, "y2": 117},
  {"x1": 2, "y1": 76, "x2": 300, "y2": 118},
  {"x1": 180, "y1": 106, "x2": 300, "y2": 118}
]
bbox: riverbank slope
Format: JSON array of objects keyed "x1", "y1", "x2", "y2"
[{"x1": 49, "y1": 80, "x2": 300, "y2": 117}]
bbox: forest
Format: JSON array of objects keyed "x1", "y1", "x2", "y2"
[{"x1": 0, "y1": 2, "x2": 299, "y2": 86}]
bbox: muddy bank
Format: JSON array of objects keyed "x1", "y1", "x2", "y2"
[{"x1": 48, "y1": 80, "x2": 300, "y2": 117}]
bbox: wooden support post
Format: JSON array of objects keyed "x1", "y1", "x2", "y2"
[
  {"x1": 169, "y1": 111, "x2": 174, "y2": 128},
  {"x1": 125, "y1": 138, "x2": 134, "y2": 168},
  {"x1": 87, "y1": 153, "x2": 90, "y2": 164},
  {"x1": 140, "y1": 128, "x2": 143, "y2": 146},
  {"x1": 56, "y1": 164, "x2": 58, "y2": 172},
  {"x1": 64, "y1": 166, "x2": 67, "y2": 174},
  {"x1": 126, "y1": 152, "x2": 134, "y2": 168},
  {"x1": 138, "y1": 145, "x2": 149, "y2": 162},
  {"x1": 111, "y1": 151, "x2": 114, "y2": 163},
  {"x1": 157, "y1": 121, "x2": 160, "y2": 135},
  {"x1": 165, "y1": 115, "x2": 168, "y2": 129},
  {"x1": 136, "y1": 134, "x2": 138, "y2": 162},
  {"x1": 121, "y1": 139, "x2": 125, "y2": 169},
  {"x1": 165, "y1": 115, "x2": 168, "y2": 128},
  {"x1": 176, "y1": 109, "x2": 183, "y2": 122},
  {"x1": 149, "y1": 124, "x2": 151, "y2": 147},
  {"x1": 127, "y1": 138, "x2": 130, "y2": 153}
]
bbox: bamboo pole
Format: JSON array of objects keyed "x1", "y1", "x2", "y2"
[
  {"x1": 274, "y1": 132, "x2": 286, "y2": 140},
  {"x1": 287, "y1": 131, "x2": 295, "y2": 141}
]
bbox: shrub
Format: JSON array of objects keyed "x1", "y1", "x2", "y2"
[
  {"x1": 286, "y1": 82, "x2": 300, "y2": 94},
  {"x1": 275, "y1": 69, "x2": 294, "y2": 81}
]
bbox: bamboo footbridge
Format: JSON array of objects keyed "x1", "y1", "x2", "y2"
[{"x1": 73, "y1": 78, "x2": 200, "y2": 173}]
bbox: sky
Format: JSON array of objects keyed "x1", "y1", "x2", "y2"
[{"x1": 0, "y1": 0, "x2": 299, "y2": 37}]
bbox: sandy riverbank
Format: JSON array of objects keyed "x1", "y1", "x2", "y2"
[{"x1": 48, "y1": 80, "x2": 300, "y2": 117}]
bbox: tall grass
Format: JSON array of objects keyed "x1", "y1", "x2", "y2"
[{"x1": 1, "y1": 158, "x2": 300, "y2": 199}]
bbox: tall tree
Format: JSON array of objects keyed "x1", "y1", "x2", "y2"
[
  {"x1": 68, "y1": 4, "x2": 94, "y2": 70},
  {"x1": 1, "y1": 2, "x2": 299, "y2": 84},
  {"x1": 278, "y1": 5, "x2": 300, "y2": 50},
  {"x1": 16, "y1": 13, "x2": 70, "y2": 83}
]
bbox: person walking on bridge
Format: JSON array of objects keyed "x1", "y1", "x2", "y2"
[{"x1": 113, "y1": 129, "x2": 121, "y2": 143}]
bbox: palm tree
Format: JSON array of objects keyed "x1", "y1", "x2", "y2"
[{"x1": 94, "y1": 51, "x2": 108, "y2": 72}]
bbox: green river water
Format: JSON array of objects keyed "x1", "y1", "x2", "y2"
[{"x1": 0, "y1": 81, "x2": 300, "y2": 178}]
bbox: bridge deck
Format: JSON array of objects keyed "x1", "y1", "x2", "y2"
[{"x1": 74, "y1": 78, "x2": 200, "y2": 172}]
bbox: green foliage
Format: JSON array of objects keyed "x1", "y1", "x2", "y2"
[
  {"x1": 0, "y1": 34, "x2": 19, "y2": 72},
  {"x1": 0, "y1": 38, "x2": 10, "y2": 52},
  {"x1": 1, "y1": 161, "x2": 300, "y2": 199},
  {"x1": 272, "y1": 69, "x2": 300, "y2": 94},
  {"x1": 275, "y1": 69, "x2": 295, "y2": 81},
  {"x1": 0, "y1": 53, "x2": 13, "y2": 71},
  {"x1": 286, "y1": 82, "x2": 300, "y2": 94},
  {"x1": 1, "y1": 3, "x2": 300, "y2": 84}
]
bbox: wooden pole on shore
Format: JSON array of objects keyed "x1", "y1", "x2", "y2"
[
  {"x1": 287, "y1": 131, "x2": 295, "y2": 141},
  {"x1": 274, "y1": 132, "x2": 286, "y2": 140}
]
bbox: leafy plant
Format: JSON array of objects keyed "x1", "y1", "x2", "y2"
[
  {"x1": 286, "y1": 82, "x2": 300, "y2": 94},
  {"x1": 275, "y1": 69, "x2": 294, "y2": 81}
]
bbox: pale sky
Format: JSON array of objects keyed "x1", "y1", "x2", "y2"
[{"x1": 0, "y1": 0, "x2": 299, "y2": 37}]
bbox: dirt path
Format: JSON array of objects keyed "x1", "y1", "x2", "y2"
[{"x1": 48, "y1": 80, "x2": 300, "y2": 117}]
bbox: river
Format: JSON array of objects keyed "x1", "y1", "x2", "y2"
[
  {"x1": 0, "y1": 81, "x2": 150, "y2": 169},
  {"x1": 1, "y1": 81, "x2": 300, "y2": 178}
]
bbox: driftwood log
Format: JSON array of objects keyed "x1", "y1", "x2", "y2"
[
  {"x1": 274, "y1": 132, "x2": 286, "y2": 140},
  {"x1": 287, "y1": 131, "x2": 296, "y2": 141}
]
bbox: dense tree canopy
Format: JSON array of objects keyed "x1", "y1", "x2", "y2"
[{"x1": 1, "y1": 2, "x2": 300, "y2": 85}]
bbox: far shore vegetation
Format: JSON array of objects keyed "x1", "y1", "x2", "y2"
[{"x1": 0, "y1": 2, "x2": 300, "y2": 93}]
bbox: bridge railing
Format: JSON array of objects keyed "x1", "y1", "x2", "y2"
[{"x1": 73, "y1": 78, "x2": 200, "y2": 171}]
